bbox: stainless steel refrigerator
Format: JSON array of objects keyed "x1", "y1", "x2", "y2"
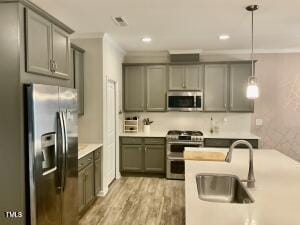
[{"x1": 26, "y1": 84, "x2": 78, "y2": 225}]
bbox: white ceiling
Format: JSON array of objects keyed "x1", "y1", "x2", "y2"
[{"x1": 31, "y1": 0, "x2": 300, "y2": 52}]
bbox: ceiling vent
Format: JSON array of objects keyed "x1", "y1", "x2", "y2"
[{"x1": 112, "y1": 16, "x2": 128, "y2": 27}]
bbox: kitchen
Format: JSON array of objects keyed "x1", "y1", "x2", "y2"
[{"x1": 0, "y1": 1, "x2": 300, "y2": 225}]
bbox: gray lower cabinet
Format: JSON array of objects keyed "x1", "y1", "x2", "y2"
[
  {"x1": 204, "y1": 138, "x2": 259, "y2": 149},
  {"x1": 120, "y1": 137, "x2": 166, "y2": 174},
  {"x1": 204, "y1": 64, "x2": 228, "y2": 111},
  {"x1": 84, "y1": 163, "x2": 95, "y2": 206},
  {"x1": 94, "y1": 158, "x2": 101, "y2": 194},
  {"x1": 124, "y1": 66, "x2": 145, "y2": 111},
  {"x1": 229, "y1": 63, "x2": 254, "y2": 112},
  {"x1": 121, "y1": 145, "x2": 144, "y2": 172},
  {"x1": 25, "y1": 8, "x2": 71, "y2": 79},
  {"x1": 169, "y1": 65, "x2": 202, "y2": 90},
  {"x1": 144, "y1": 145, "x2": 165, "y2": 172},
  {"x1": 72, "y1": 44, "x2": 85, "y2": 115},
  {"x1": 146, "y1": 65, "x2": 167, "y2": 111},
  {"x1": 78, "y1": 148, "x2": 102, "y2": 215},
  {"x1": 78, "y1": 169, "x2": 86, "y2": 213}
]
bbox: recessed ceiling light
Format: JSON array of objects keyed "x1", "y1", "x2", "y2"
[
  {"x1": 219, "y1": 34, "x2": 230, "y2": 40},
  {"x1": 142, "y1": 37, "x2": 152, "y2": 43}
]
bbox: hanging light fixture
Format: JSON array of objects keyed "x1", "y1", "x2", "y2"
[{"x1": 246, "y1": 5, "x2": 259, "y2": 99}]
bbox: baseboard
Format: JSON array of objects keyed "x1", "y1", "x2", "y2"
[{"x1": 97, "y1": 186, "x2": 109, "y2": 197}]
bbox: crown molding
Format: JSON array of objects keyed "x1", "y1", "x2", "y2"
[{"x1": 70, "y1": 32, "x2": 105, "y2": 39}]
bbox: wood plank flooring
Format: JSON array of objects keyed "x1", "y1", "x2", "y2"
[{"x1": 79, "y1": 177, "x2": 185, "y2": 225}]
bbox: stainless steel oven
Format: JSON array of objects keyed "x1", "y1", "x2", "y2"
[
  {"x1": 167, "y1": 91, "x2": 203, "y2": 112},
  {"x1": 166, "y1": 138, "x2": 203, "y2": 180}
]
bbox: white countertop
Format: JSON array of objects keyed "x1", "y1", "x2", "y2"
[
  {"x1": 119, "y1": 131, "x2": 167, "y2": 137},
  {"x1": 185, "y1": 147, "x2": 300, "y2": 225},
  {"x1": 203, "y1": 132, "x2": 260, "y2": 139},
  {"x1": 120, "y1": 131, "x2": 260, "y2": 139},
  {"x1": 78, "y1": 143, "x2": 103, "y2": 159}
]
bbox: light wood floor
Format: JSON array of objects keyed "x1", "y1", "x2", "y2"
[{"x1": 79, "y1": 177, "x2": 185, "y2": 225}]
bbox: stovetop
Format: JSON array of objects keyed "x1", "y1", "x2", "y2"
[{"x1": 167, "y1": 130, "x2": 203, "y2": 136}]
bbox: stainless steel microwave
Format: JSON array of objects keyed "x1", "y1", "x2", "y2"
[{"x1": 167, "y1": 91, "x2": 203, "y2": 111}]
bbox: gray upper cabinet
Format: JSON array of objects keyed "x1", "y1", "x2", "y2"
[
  {"x1": 25, "y1": 9, "x2": 52, "y2": 76},
  {"x1": 229, "y1": 63, "x2": 254, "y2": 112},
  {"x1": 169, "y1": 65, "x2": 202, "y2": 90},
  {"x1": 204, "y1": 64, "x2": 228, "y2": 111},
  {"x1": 72, "y1": 44, "x2": 85, "y2": 115},
  {"x1": 169, "y1": 65, "x2": 185, "y2": 90},
  {"x1": 52, "y1": 25, "x2": 70, "y2": 78},
  {"x1": 124, "y1": 66, "x2": 145, "y2": 111},
  {"x1": 146, "y1": 65, "x2": 167, "y2": 111},
  {"x1": 25, "y1": 8, "x2": 70, "y2": 79},
  {"x1": 185, "y1": 65, "x2": 202, "y2": 90}
]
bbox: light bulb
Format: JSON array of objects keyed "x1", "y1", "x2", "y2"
[{"x1": 246, "y1": 77, "x2": 259, "y2": 99}]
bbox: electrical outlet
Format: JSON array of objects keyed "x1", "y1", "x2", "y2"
[
  {"x1": 223, "y1": 117, "x2": 228, "y2": 123},
  {"x1": 256, "y1": 119, "x2": 263, "y2": 126}
]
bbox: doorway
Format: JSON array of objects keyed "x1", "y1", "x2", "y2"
[{"x1": 106, "y1": 79, "x2": 117, "y2": 185}]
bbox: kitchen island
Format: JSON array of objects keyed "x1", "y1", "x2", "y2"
[{"x1": 185, "y1": 148, "x2": 300, "y2": 225}]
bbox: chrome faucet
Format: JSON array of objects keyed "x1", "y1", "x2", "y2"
[{"x1": 225, "y1": 140, "x2": 255, "y2": 188}]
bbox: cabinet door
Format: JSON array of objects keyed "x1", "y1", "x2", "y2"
[
  {"x1": 169, "y1": 65, "x2": 185, "y2": 90},
  {"x1": 124, "y1": 66, "x2": 145, "y2": 111},
  {"x1": 121, "y1": 145, "x2": 143, "y2": 172},
  {"x1": 84, "y1": 163, "x2": 95, "y2": 206},
  {"x1": 25, "y1": 9, "x2": 52, "y2": 76},
  {"x1": 78, "y1": 169, "x2": 85, "y2": 213},
  {"x1": 94, "y1": 158, "x2": 101, "y2": 195},
  {"x1": 74, "y1": 49, "x2": 85, "y2": 115},
  {"x1": 146, "y1": 65, "x2": 167, "y2": 111},
  {"x1": 52, "y1": 25, "x2": 70, "y2": 78},
  {"x1": 144, "y1": 145, "x2": 165, "y2": 173},
  {"x1": 229, "y1": 64, "x2": 254, "y2": 112},
  {"x1": 204, "y1": 64, "x2": 228, "y2": 111},
  {"x1": 185, "y1": 65, "x2": 202, "y2": 90}
]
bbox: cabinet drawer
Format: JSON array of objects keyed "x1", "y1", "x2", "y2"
[
  {"x1": 78, "y1": 153, "x2": 93, "y2": 171},
  {"x1": 204, "y1": 138, "x2": 231, "y2": 148},
  {"x1": 94, "y1": 148, "x2": 101, "y2": 160},
  {"x1": 121, "y1": 137, "x2": 143, "y2": 145},
  {"x1": 144, "y1": 138, "x2": 165, "y2": 145}
]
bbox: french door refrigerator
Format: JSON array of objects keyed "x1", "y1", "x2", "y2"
[{"x1": 26, "y1": 84, "x2": 78, "y2": 225}]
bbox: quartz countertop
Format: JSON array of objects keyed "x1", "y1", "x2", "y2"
[
  {"x1": 203, "y1": 132, "x2": 260, "y2": 139},
  {"x1": 120, "y1": 131, "x2": 260, "y2": 139},
  {"x1": 78, "y1": 143, "x2": 103, "y2": 159},
  {"x1": 185, "y1": 147, "x2": 300, "y2": 225},
  {"x1": 119, "y1": 131, "x2": 168, "y2": 138}
]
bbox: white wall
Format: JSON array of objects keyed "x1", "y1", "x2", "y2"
[
  {"x1": 72, "y1": 34, "x2": 125, "y2": 196},
  {"x1": 71, "y1": 38, "x2": 103, "y2": 143},
  {"x1": 101, "y1": 34, "x2": 125, "y2": 194}
]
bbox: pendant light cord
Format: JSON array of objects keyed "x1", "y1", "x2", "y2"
[{"x1": 251, "y1": 9, "x2": 254, "y2": 78}]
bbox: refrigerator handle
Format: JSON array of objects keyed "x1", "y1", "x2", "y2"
[
  {"x1": 62, "y1": 111, "x2": 68, "y2": 192},
  {"x1": 57, "y1": 112, "x2": 66, "y2": 190}
]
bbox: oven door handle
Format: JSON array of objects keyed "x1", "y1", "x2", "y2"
[
  {"x1": 168, "y1": 156, "x2": 185, "y2": 161},
  {"x1": 167, "y1": 142, "x2": 203, "y2": 145}
]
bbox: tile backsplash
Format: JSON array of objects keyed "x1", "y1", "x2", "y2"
[{"x1": 124, "y1": 112, "x2": 252, "y2": 134}]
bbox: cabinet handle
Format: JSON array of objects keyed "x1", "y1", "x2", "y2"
[
  {"x1": 54, "y1": 61, "x2": 58, "y2": 71},
  {"x1": 145, "y1": 147, "x2": 147, "y2": 151},
  {"x1": 50, "y1": 59, "x2": 55, "y2": 72}
]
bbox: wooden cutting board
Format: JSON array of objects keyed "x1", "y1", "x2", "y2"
[{"x1": 184, "y1": 151, "x2": 226, "y2": 161}]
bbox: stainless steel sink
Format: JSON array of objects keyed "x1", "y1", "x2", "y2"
[{"x1": 196, "y1": 174, "x2": 254, "y2": 204}]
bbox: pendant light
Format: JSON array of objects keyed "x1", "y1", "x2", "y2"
[{"x1": 246, "y1": 5, "x2": 259, "y2": 99}]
